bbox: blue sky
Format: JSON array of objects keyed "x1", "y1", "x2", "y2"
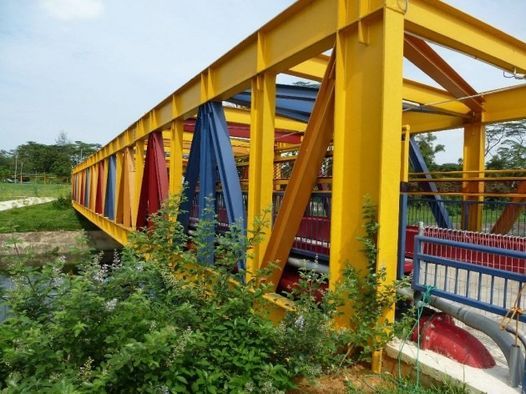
[{"x1": 1, "y1": 0, "x2": 525, "y2": 163}]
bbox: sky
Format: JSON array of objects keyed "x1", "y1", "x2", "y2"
[{"x1": 1, "y1": 0, "x2": 525, "y2": 164}]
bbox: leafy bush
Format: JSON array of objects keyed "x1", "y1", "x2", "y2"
[
  {"x1": 0, "y1": 195, "x2": 413, "y2": 392},
  {"x1": 336, "y1": 198, "x2": 410, "y2": 362},
  {"x1": 0, "y1": 196, "x2": 346, "y2": 392}
]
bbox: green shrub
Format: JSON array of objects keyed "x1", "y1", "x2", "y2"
[{"x1": 0, "y1": 195, "x2": 416, "y2": 392}]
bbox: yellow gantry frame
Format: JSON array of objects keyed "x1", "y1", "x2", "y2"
[{"x1": 72, "y1": 0, "x2": 526, "y2": 368}]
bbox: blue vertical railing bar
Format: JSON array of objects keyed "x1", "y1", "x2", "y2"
[
  {"x1": 398, "y1": 189, "x2": 409, "y2": 279},
  {"x1": 412, "y1": 234, "x2": 526, "y2": 322}
]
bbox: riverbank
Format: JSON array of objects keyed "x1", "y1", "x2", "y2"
[{"x1": 0, "y1": 230, "x2": 121, "y2": 266}]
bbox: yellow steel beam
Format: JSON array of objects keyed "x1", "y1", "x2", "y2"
[
  {"x1": 404, "y1": 0, "x2": 526, "y2": 74},
  {"x1": 169, "y1": 120, "x2": 184, "y2": 196},
  {"x1": 262, "y1": 53, "x2": 335, "y2": 289},
  {"x1": 287, "y1": 57, "x2": 471, "y2": 116},
  {"x1": 402, "y1": 111, "x2": 464, "y2": 133},
  {"x1": 73, "y1": 201, "x2": 130, "y2": 245},
  {"x1": 402, "y1": 79, "x2": 470, "y2": 116},
  {"x1": 115, "y1": 151, "x2": 124, "y2": 224},
  {"x1": 133, "y1": 140, "x2": 145, "y2": 230},
  {"x1": 224, "y1": 106, "x2": 306, "y2": 132},
  {"x1": 330, "y1": 0, "x2": 404, "y2": 335},
  {"x1": 247, "y1": 73, "x2": 276, "y2": 281},
  {"x1": 482, "y1": 84, "x2": 526, "y2": 124},
  {"x1": 287, "y1": 54, "x2": 330, "y2": 82},
  {"x1": 403, "y1": 34, "x2": 483, "y2": 113},
  {"x1": 462, "y1": 123, "x2": 485, "y2": 231}
]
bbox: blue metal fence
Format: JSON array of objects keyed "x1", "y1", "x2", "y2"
[{"x1": 412, "y1": 235, "x2": 526, "y2": 322}]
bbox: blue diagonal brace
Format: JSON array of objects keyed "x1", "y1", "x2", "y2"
[
  {"x1": 178, "y1": 116, "x2": 202, "y2": 231},
  {"x1": 104, "y1": 155, "x2": 116, "y2": 220},
  {"x1": 409, "y1": 137, "x2": 452, "y2": 228},
  {"x1": 207, "y1": 102, "x2": 246, "y2": 228}
]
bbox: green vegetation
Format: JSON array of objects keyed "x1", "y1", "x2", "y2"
[
  {"x1": 0, "y1": 196, "x2": 467, "y2": 392},
  {"x1": 0, "y1": 133, "x2": 100, "y2": 180},
  {"x1": 0, "y1": 200, "x2": 96, "y2": 233},
  {"x1": 0, "y1": 183, "x2": 71, "y2": 202}
]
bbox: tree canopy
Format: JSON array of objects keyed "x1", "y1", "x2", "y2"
[{"x1": 1, "y1": 134, "x2": 100, "y2": 180}]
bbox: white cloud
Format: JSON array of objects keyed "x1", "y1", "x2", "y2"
[{"x1": 40, "y1": 0, "x2": 104, "y2": 21}]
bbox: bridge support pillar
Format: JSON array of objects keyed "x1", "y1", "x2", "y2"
[
  {"x1": 133, "y1": 139, "x2": 145, "y2": 229},
  {"x1": 247, "y1": 73, "x2": 276, "y2": 281},
  {"x1": 463, "y1": 122, "x2": 485, "y2": 231},
  {"x1": 330, "y1": 1, "x2": 404, "y2": 334},
  {"x1": 169, "y1": 119, "x2": 184, "y2": 196}
]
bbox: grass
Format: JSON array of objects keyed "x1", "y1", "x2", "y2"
[
  {"x1": 0, "y1": 183, "x2": 70, "y2": 202},
  {"x1": 0, "y1": 201, "x2": 97, "y2": 233}
]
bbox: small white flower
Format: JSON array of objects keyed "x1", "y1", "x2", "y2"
[
  {"x1": 294, "y1": 315, "x2": 305, "y2": 330},
  {"x1": 105, "y1": 298, "x2": 118, "y2": 312}
]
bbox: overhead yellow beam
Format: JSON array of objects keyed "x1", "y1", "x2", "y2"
[
  {"x1": 405, "y1": 0, "x2": 526, "y2": 74},
  {"x1": 287, "y1": 54, "x2": 330, "y2": 82},
  {"x1": 403, "y1": 34, "x2": 483, "y2": 113},
  {"x1": 482, "y1": 84, "x2": 526, "y2": 124},
  {"x1": 402, "y1": 111, "x2": 464, "y2": 133},
  {"x1": 287, "y1": 57, "x2": 471, "y2": 116},
  {"x1": 223, "y1": 106, "x2": 306, "y2": 131}
]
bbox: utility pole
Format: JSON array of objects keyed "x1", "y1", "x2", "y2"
[{"x1": 14, "y1": 153, "x2": 18, "y2": 184}]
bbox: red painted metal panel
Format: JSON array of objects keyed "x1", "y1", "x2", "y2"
[
  {"x1": 411, "y1": 312, "x2": 495, "y2": 368},
  {"x1": 405, "y1": 225, "x2": 526, "y2": 273},
  {"x1": 136, "y1": 132, "x2": 169, "y2": 229}
]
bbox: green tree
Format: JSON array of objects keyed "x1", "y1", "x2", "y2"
[
  {"x1": 0, "y1": 150, "x2": 13, "y2": 180},
  {"x1": 486, "y1": 121, "x2": 526, "y2": 169},
  {"x1": 413, "y1": 132, "x2": 445, "y2": 170}
]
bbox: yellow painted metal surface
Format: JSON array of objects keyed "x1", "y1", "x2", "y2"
[
  {"x1": 169, "y1": 120, "x2": 184, "y2": 196},
  {"x1": 462, "y1": 123, "x2": 485, "y2": 231},
  {"x1": 133, "y1": 141, "x2": 145, "y2": 230},
  {"x1": 405, "y1": 0, "x2": 526, "y2": 74},
  {"x1": 246, "y1": 73, "x2": 276, "y2": 281},
  {"x1": 330, "y1": 2, "x2": 405, "y2": 329}
]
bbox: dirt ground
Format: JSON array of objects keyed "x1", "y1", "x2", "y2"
[{"x1": 291, "y1": 364, "x2": 387, "y2": 393}]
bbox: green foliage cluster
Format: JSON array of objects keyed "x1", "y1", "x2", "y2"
[
  {"x1": 0, "y1": 195, "x2": 426, "y2": 392},
  {"x1": 0, "y1": 196, "x2": 348, "y2": 392},
  {"x1": 0, "y1": 133, "x2": 100, "y2": 180},
  {"x1": 337, "y1": 200, "x2": 409, "y2": 362}
]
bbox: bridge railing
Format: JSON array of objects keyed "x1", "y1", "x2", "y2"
[
  {"x1": 407, "y1": 197, "x2": 526, "y2": 237},
  {"x1": 412, "y1": 235, "x2": 526, "y2": 322}
]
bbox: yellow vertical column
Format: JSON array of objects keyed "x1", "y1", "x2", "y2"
[
  {"x1": 330, "y1": 1, "x2": 405, "y2": 369},
  {"x1": 115, "y1": 151, "x2": 124, "y2": 224},
  {"x1": 133, "y1": 140, "x2": 145, "y2": 229},
  {"x1": 246, "y1": 72, "x2": 276, "y2": 282},
  {"x1": 463, "y1": 123, "x2": 485, "y2": 231},
  {"x1": 169, "y1": 119, "x2": 184, "y2": 196},
  {"x1": 90, "y1": 164, "x2": 98, "y2": 212}
]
